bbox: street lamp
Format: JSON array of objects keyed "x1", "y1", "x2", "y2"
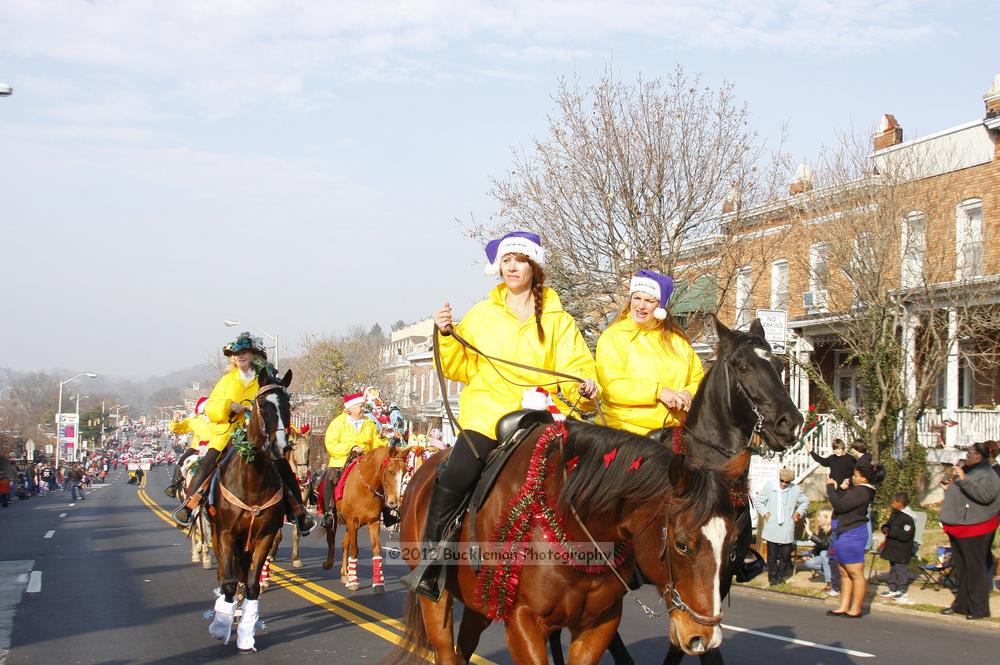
[
  {"x1": 56, "y1": 372, "x2": 97, "y2": 467},
  {"x1": 223, "y1": 320, "x2": 279, "y2": 365}
]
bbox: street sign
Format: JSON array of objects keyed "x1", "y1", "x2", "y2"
[{"x1": 755, "y1": 309, "x2": 788, "y2": 354}]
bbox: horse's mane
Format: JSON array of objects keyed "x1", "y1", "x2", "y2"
[{"x1": 559, "y1": 419, "x2": 730, "y2": 525}]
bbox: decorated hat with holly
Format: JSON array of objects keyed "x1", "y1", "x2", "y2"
[{"x1": 223, "y1": 331, "x2": 268, "y2": 358}]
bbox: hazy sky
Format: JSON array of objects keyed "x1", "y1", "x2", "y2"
[{"x1": 1, "y1": 1, "x2": 996, "y2": 378}]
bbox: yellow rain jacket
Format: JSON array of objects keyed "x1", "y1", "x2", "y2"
[
  {"x1": 439, "y1": 284, "x2": 597, "y2": 437},
  {"x1": 324, "y1": 413, "x2": 387, "y2": 468},
  {"x1": 596, "y1": 317, "x2": 704, "y2": 434},
  {"x1": 203, "y1": 368, "x2": 260, "y2": 452},
  {"x1": 169, "y1": 416, "x2": 221, "y2": 451}
]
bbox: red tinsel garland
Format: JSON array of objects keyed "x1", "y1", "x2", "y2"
[{"x1": 476, "y1": 422, "x2": 632, "y2": 622}]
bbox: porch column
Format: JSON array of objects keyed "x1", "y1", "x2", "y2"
[
  {"x1": 945, "y1": 308, "x2": 960, "y2": 446},
  {"x1": 900, "y1": 305, "x2": 918, "y2": 403},
  {"x1": 796, "y1": 334, "x2": 813, "y2": 410}
]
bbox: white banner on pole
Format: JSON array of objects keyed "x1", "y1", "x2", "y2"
[
  {"x1": 57, "y1": 413, "x2": 80, "y2": 461},
  {"x1": 755, "y1": 309, "x2": 788, "y2": 354}
]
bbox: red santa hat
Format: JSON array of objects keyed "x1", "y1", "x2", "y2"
[
  {"x1": 194, "y1": 397, "x2": 208, "y2": 415},
  {"x1": 343, "y1": 392, "x2": 365, "y2": 410},
  {"x1": 521, "y1": 387, "x2": 564, "y2": 421}
]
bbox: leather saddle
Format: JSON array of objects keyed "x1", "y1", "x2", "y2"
[{"x1": 438, "y1": 409, "x2": 556, "y2": 572}]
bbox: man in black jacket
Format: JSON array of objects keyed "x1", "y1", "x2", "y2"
[{"x1": 879, "y1": 492, "x2": 916, "y2": 602}]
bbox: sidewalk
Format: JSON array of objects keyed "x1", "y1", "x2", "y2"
[{"x1": 738, "y1": 563, "x2": 1000, "y2": 625}]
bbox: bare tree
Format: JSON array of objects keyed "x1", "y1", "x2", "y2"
[{"x1": 470, "y1": 65, "x2": 788, "y2": 341}]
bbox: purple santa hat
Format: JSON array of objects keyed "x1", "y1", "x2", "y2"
[
  {"x1": 484, "y1": 231, "x2": 545, "y2": 277},
  {"x1": 629, "y1": 269, "x2": 674, "y2": 320}
]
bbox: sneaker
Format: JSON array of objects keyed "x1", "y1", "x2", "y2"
[
  {"x1": 894, "y1": 594, "x2": 913, "y2": 605},
  {"x1": 825, "y1": 589, "x2": 840, "y2": 597},
  {"x1": 879, "y1": 590, "x2": 901, "y2": 598}
]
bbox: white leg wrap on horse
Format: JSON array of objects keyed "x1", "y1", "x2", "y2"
[
  {"x1": 347, "y1": 556, "x2": 358, "y2": 588},
  {"x1": 209, "y1": 596, "x2": 236, "y2": 643},
  {"x1": 236, "y1": 599, "x2": 260, "y2": 652}
]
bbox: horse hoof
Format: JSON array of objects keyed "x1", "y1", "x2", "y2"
[
  {"x1": 346, "y1": 584, "x2": 359, "y2": 593},
  {"x1": 238, "y1": 647, "x2": 257, "y2": 655},
  {"x1": 373, "y1": 585, "x2": 385, "y2": 595},
  {"x1": 322, "y1": 561, "x2": 333, "y2": 570},
  {"x1": 192, "y1": 557, "x2": 201, "y2": 564},
  {"x1": 202, "y1": 560, "x2": 214, "y2": 570},
  {"x1": 292, "y1": 560, "x2": 302, "y2": 569}
]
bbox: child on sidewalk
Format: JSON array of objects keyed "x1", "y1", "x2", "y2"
[{"x1": 879, "y1": 492, "x2": 916, "y2": 603}]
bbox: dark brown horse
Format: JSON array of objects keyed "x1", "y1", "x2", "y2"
[
  {"x1": 396, "y1": 419, "x2": 744, "y2": 665},
  {"x1": 206, "y1": 369, "x2": 294, "y2": 653},
  {"x1": 319, "y1": 445, "x2": 408, "y2": 593}
]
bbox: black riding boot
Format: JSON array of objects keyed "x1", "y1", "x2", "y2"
[
  {"x1": 381, "y1": 506, "x2": 399, "y2": 528},
  {"x1": 401, "y1": 480, "x2": 466, "y2": 601},
  {"x1": 164, "y1": 449, "x2": 196, "y2": 498},
  {"x1": 275, "y1": 457, "x2": 315, "y2": 536},
  {"x1": 321, "y1": 468, "x2": 341, "y2": 530},
  {"x1": 173, "y1": 448, "x2": 219, "y2": 526}
]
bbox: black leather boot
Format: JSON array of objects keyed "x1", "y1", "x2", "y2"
[
  {"x1": 401, "y1": 481, "x2": 466, "y2": 601},
  {"x1": 173, "y1": 448, "x2": 219, "y2": 526},
  {"x1": 275, "y1": 457, "x2": 315, "y2": 536}
]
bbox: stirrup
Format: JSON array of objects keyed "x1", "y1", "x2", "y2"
[
  {"x1": 164, "y1": 484, "x2": 179, "y2": 499},
  {"x1": 173, "y1": 504, "x2": 196, "y2": 527},
  {"x1": 400, "y1": 542, "x2": 450, "y2": 601},
  {"x1": 320, "y1": 513, "x2": 334, "y2": 530},
  {"x1": 295, "y1": 513, "x2": 316, "y2": 537}
]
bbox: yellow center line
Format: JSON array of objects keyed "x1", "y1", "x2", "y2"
[{"x1": 136, "y1": 485, "x2": 499, "y2": 665}]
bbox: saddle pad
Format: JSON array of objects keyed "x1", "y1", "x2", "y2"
[{"x1": 335, "y1": 458, "x2": 361, "y2": 503}]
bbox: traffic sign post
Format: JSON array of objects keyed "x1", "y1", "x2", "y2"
[{"x1": 755, "y1": 309, "x2": 788, "y2": 354}]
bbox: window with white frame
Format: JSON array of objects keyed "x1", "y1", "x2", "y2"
[
  {"x1": 901, "y1": 212, "x2": 925, "y2": 289},
  {"x1": 735, "y1": 266, "x2": 752, "y2": 329},
  {"x1": 955, "y1": 199, "x2": 983, "y2": 279},
  {"x1": 808, "y1": 242, "x2": 830, "y2": 309},
  {"x1": 770, "y1": 260, "x2": 788, "y2": 310}
]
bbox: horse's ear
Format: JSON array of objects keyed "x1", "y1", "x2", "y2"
[
  {"x1": 280, "y1": 369, "x2": 293, "y2": 388},
  {"x1": 668, "y1": 454, "x2": 689, "y2": 495},
  {"x1": 713, "y1": 315, "x2": 735, "y2": 352},
  {"x1": 721, "y1": 450, "x2": 752, "y2": 482},
  {"x1": 747, "y1": 318, "x2": 766, "y2": 340}
]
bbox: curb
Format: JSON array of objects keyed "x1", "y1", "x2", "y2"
[{"x1": 734, "y1": 583, "x2": 1000, "y2": 629}]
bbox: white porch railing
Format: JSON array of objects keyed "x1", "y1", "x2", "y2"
[
  {"x1": 783, "y1": 413, "x2": 855, "y2": 484},
  {"x1": 916, "y1": 408, "x2": 1000, "y2": 448}
]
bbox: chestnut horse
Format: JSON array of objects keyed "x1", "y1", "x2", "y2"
[
  {"x1": 396, "y1": 419, "x2": 743, "y2": 665},
  {"x1": 320, "y1": 445, "x2": 408, "y2": 593},
  {"x1": 206, "y1": 370, "x2": 294, "y2": 653}
]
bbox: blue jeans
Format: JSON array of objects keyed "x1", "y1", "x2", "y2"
[
  {"x1": 802, "y1": 550, "x2": 832, "y2": 583},
  {"x1": 67, "y1": 481, "x2": 84, "y2": 500}
]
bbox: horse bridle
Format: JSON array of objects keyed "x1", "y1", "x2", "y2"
[
  {"x1": 654, "y1": 520, "x2": 725, "y2": 627},
  {"x1": 245, "y1": 384, "x2": 291, "y2": 458},
  {"x1": 357, "y1": 454, "x2": 407, "y2": 501}
]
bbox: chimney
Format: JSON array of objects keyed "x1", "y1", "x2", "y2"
[
  {"x1": 874, "y1": 114, "x2": 903, "y2": 151},
  {"x1": 984, "y1": 73, "x2": 1000, "y2": 118},
  {"x1": 788, "y1": 163, "x2": 814, "y2": 196}
]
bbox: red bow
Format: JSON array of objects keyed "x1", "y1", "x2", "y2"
[
  {"x1": 628, "y1": 455, "x2": 644, "y2": 472},
  {"x1": 565, "y1": 455, "x2": 580, "y2": 472},
  {"x1": 603, "y1": 448, "x2": 618, "y2": 468}
]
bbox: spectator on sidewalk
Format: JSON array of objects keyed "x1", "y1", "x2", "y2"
[
  {"x1": 801, "y1": 508, "x2": 836, "y2": 594},
  {"x1": 806, "y1": 438, "x2": 855, "y2": 486},
  {"x1": 939, "y1": 441, "x2": 1000, "y2": 620},
  {"x1": 826, "y1": 461, "x2": 884, "y2": 618},
  {"x1": 755, "y1": 467, "x2": 809, "y2": 586},
  {"x1": 987, "y1": 440, "x2": 1000, "y2": 592},
  {"x1": 0, "y1": 474, "x2": 10, "y2": 508},
  {"x1": 879, "y1": 492, "x2": 916, "y2": 604}
]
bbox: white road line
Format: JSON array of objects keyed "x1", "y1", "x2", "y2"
[
  {"x1": 26, "y1": 571, "x2": 43, "y2": 593},
  {"x1": 721, "y1": 624, "x2": 876, "y2": 658},
  {"x1": 68, "y1": 503, "x2": 75, "y2": 507},
  {"x1": 58, "y1": 513, "x2": 67, "y2": 518},
  {"x1": 43, "y1": 531, "x2": 55, "y2": 539}
]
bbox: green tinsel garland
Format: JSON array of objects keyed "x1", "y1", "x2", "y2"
[{"x1": 230, "y1": 427, "x2": 256, "y2": 463}]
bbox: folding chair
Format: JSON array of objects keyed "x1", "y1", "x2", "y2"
[{"x1": 917, "y1": 546, "x2": 954, "y2": 591}]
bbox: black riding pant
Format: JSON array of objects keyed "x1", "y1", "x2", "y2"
[
  {"x1": 437, "y1": 430, "x2": 497, "y2": 494},
  {"x1": 324, "y1": 466, "x2": 344, "y2": 513},
  {"x1": 274, "y1": 457, "x2": 305, "y2": 505}
]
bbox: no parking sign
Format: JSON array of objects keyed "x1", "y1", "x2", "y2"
[{"x1": 755, "y1": 309, "x2": 787, "y2": 354}]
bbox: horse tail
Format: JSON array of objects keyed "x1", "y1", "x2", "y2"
[{"x1": 384, "y1": 590, "x2": 432, "y2": 665}]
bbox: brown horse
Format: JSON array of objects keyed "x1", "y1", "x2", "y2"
[
  {"x1": 320, "y1": 445, "x2": 408, "y2": 593},
  {"x1": 396, "y1": 419, "x2": 744, "y2": 665},
  {"x1": 206, "y1": 370, "x2": 294, "y2": 653}
]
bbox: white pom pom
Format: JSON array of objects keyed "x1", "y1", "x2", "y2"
[
  {"x1": 484, "y1": 263, "x2": 500, "y2": 277},
  {"x1": 654, "y1": 307, "x2": 667, "y2": 320}
]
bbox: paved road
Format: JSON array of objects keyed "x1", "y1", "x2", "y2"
[{"x1": 1, "y1": 465, "x2": 996, "y2": 664}]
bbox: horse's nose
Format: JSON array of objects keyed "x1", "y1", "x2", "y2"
[
  {"x1": 774, "y1": 413, "x2": 801, "y2": 438},
  {"x1": 687, "y1": 636, "x2": 706, "y2": 654}
]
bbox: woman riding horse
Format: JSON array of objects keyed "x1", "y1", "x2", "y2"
[
  {"x1": 403, "y1": 230, "x2": 598, "y2": 600},
  {"x1": 164, "y1": 396, "x2": 213, "y2": 499},
  {"x1": 320, "y1": 392, "x2": 387, "y2": 529},
  {"x1": 174, "y1": 332, "x2": 314, "y2": 536}
]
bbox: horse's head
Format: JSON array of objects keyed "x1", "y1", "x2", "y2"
[
  {"x1": 649, "y1": 452, "x2": 748, "y2": 655},
  {"x1": 713, "y1": 316, "x2": 802, "y2": 452},
  {"x1": 380, "y1": 447, "x2": 410, "y2": 511},
  {"x1": 249, "y1": 369, "x2": 294, "y2": 457}
]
